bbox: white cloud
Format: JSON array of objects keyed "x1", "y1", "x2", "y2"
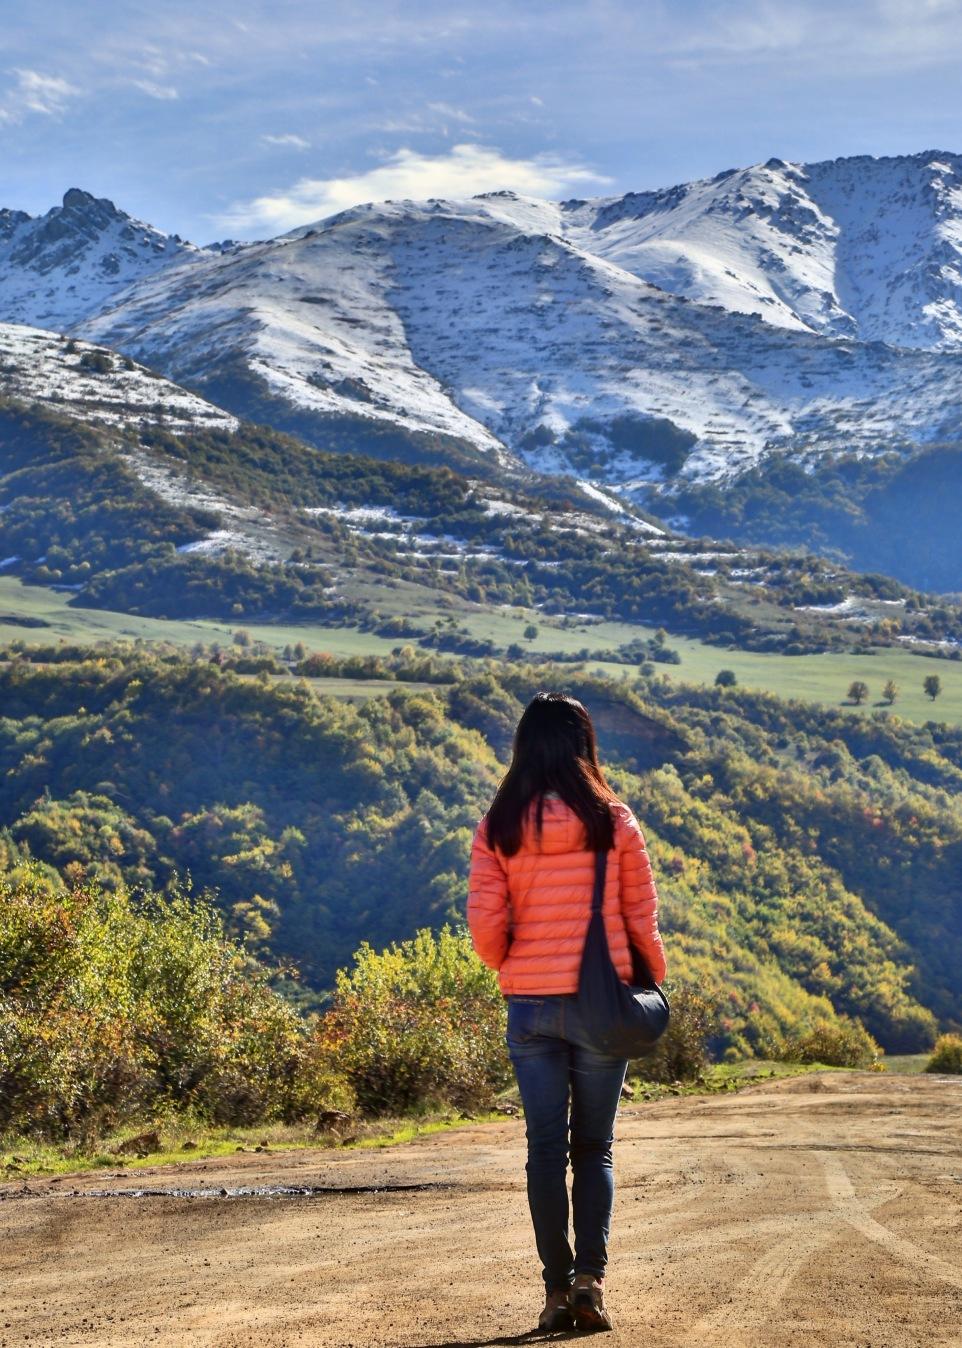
[
  {"x1": 261, "y1": 132, "x2": 311, "y2": 150},
  {"x1": 216, "y1": 142, "x2": 609, "y2": 234},
  {"x1": 0, "y1": 68, "x2": 79, "y2": 122}
]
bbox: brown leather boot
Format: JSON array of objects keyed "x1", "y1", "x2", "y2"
[
  {"x1": 570, "y1": 1273, "x2": 613, "y2": 1332},
  {"x1": 538, "y1": 1286, "x2": 574, "y2": 1332}
]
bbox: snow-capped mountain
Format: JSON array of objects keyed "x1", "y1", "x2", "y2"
[
  {"x1": 0, "y1": 188, "x2": 204, "y2": 330},
  {"x1": 542, "y1": 151, "x2": 962, "y2": 351},
  {"x1": 76, "y1": 206, "x2": 509, "y2": 465},
  {"x1": 74, "y1": 184, "x2": 962, "y2": 485},
  {"x1": 5, "y1": 152, "x2": 962, "y2": 492}
]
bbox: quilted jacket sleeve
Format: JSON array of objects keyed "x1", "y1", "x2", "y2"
[
  {"x1": 618, "y1": 810, "x2": 667, "y2": 985},
  {"x1": 467, "y1": 816, "x2": 511, "y2": 971}
]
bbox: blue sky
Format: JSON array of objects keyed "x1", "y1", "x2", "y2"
[{"x1": 4, "y1": 0, "x2": 962, "y2": 241}]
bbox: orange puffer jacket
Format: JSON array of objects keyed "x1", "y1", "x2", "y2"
[{"x1": 467, "y1": 795, "x2": 667, "y2": 995}]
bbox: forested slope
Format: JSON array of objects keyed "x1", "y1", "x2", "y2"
[{"x1": 1, "y1": 645, "x2": 957, "y2": 1053}]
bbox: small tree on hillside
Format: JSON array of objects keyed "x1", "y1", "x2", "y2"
[
  {"x1": 882, "y1": 679, "x2": 898, "y2": 705},
  {"x1": 79, "y1": 350, "x2": 113, "y2": 374},
  {"x1": 523, "y1": 624, "x2": 539, "y2": 642},
  {"x1": 847, "y1": 680, "x2": 869, "y2": 706},
  {"x1": 924, "y1": 674, "x2": 942, "y2": 701},
  {"x1": 715, "y1": 669, "x2": 737, "y2": 689}
]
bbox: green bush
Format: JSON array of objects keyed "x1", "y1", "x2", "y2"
[
  {"x1": 0, "y1": 871, "x2": 345, "y2": 1140},
  {"x1": 783, "y1": 1014, "x2": 881, "y2": 1068},
  {"x1": 322, "y1": 926, "x2": 511, "y2": 1116},
  {"x1": 632, "y1": 982, "x2": 716, "y2": 1082},
  {"x1": 925, "y1": 1034, "x2": 962, "y2": 1074}
]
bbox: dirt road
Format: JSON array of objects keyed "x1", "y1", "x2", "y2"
[{"x1": 3, "y1": 1071, "x2": 962, "y2": 1347}]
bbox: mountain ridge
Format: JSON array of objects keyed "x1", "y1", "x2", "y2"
[
  {"x1": 71, "y1": 178, "x2": 962, "y2": 487},
  {"x1": 3, "y1": 151, "x2": 962, "y2": 589}
]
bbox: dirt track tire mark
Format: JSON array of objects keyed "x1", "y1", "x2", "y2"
[
  {"x1": 818, "y1": 1149, "x2": 962, "y2": 1292},
  {"x1": 680, "y1": 1146, "x2": 941, "y2": 1346},
  {"x1": 680, "y1": 1218, "x2": 839, "y2": 1346}
]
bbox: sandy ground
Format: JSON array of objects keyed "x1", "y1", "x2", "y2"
[{"x1": 3, "y1": 1071, "x2": 962, "y2": 1348}]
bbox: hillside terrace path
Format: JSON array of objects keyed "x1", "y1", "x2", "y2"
[{"x1": 2, "y1": 1072, "x2": 961, "y2": 1347}]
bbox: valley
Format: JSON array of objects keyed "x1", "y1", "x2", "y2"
[{"x1": 3, "y1": 151, "x2": 962, "y2": 1106}]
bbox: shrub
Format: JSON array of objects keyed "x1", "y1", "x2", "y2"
[
  {"x1": 78, "y1": 350, "x2": 113, "y2": 374},
  {"x1": 322, "y1": 926, "x2": 511, "y2": 1116},
  {"x1": 631, "y1": 982, "x2": 716, "y2": 1082},
  {"x1": 783, "y1": 1014, "x2": 881, "y2": 1068},
  {"x1": 0, "y1": 871, "x2": 342, "y2": 1140},
  {"x1": 925, "y1": 1033, "x2": 962, "y2": 1074}
]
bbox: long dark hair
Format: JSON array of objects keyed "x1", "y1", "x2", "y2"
[{"x1": 485, "y1": 692, "x2": 617, "y2": 856}]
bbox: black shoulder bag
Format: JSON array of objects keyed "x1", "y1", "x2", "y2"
[{"x1": 576, "y1": 849, "x2": 670, "y2": 1058}]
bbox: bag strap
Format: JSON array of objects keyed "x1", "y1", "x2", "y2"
[{"x1": 591, "y1": 850, "x2": 607, "y2": 914}]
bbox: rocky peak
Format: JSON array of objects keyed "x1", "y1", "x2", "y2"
[
  {"x1": 62, "y1": 186, "x2": 110, "y2": 210},
  {"x1": 0, "y1": 189, "x2": 202, "y2": 327}
]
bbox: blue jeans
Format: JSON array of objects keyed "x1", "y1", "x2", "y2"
[{"x1": 506, "y1": 994, "x2": 628, "y2": 1292}]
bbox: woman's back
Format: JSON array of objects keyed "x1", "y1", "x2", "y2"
[{"x1": 468, "y1": 793, "x2": 666, "y2": 995}]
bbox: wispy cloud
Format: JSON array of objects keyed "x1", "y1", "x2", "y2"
[
  {"x1": 128, "y1": 77, "x2": 179, "y2": 100},
  {"x1": 0, "y1": 67, "x2": 79, "y2": 122},
  {"x1": 427, "y1": 101, "x2": 473, "y2": 123},
  {"x1": 216, "y1": 142, "x2": 610, "y2": 235},
  {"x1": 261, "y1": 132, "x2": 311, "y2": 150},
  {"x1": 652, "y1": 0, "x2": 962, "y2": 70}
]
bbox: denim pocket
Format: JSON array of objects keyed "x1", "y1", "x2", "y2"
[{"x1": 506, "y1": 996, "x2": 545, "y2": 1045}]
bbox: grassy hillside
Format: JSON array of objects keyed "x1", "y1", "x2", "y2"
[
  {"x1": 1, "y1": 643, "x2": 958, "y2": 1054},
  {"x1": 5, "y1": 393, "x2": 962, "y2": 659}
]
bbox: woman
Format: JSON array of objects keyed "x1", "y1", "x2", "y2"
[{"x1": 467, "y1": 691, "x2": 666, "y2": 1334}]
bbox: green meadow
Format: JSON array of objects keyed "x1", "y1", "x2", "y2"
[{"x1": 3, "y1": 574, "x2": 957, "y2": 725}]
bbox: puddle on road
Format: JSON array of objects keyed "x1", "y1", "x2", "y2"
[{"x1": 3, "y1": 1181, "x2": 455, "y2": 1202}]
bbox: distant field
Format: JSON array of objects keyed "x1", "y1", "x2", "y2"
[
  {"x1": 583, "y1": 633, "x2": 962, "y2": 728},
  {"x1": 0, "y1": 576, "x2": 407, "y2": 656},
  {"x1": 1, "y1": 574, "x2": 960, "y2": 725},
  {"x1": 450, "y1": 602, "x2": 962, "y2": 726}
]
